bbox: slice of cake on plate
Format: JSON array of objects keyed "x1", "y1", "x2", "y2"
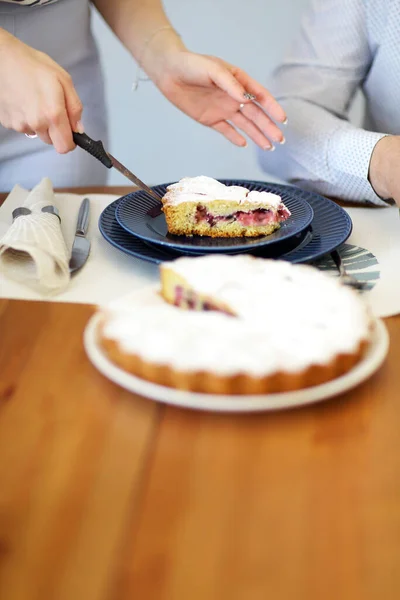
[
  {"x1": 161, "y1": 176, "x2": 291, "y2": 238},
  {"x1": 98, "y1": 255, "x2": 373, "y2": 395}
]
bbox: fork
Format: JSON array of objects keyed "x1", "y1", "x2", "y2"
[{"x1": 330, "y1": 250, "x2": 367, "y2": 291}]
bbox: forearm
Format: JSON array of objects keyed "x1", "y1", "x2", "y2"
[
  {"x1": 257, "y1": 0, "x2": 391, "y2": 204},
  {"x1": 91, "y1": 0, "x2": 186, "y2": 82},
  {"x1": 260, "y1": 97, "x2": 388, "y2": 206},
  {"x1": 0, "y1": 27, "x2": 16, "y2": 50},
  {"x1": 368, "y1": 135, "x2": 400, "y2": 202}
]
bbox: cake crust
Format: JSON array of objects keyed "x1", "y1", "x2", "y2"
[
  {"x1": 99, "y1": 331, "x2": 370, "y2": 395},
  {"x1": 97, "y1": 256, "x2": 373, "y2": 396}
]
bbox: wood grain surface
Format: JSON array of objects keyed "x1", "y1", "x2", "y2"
[{"x1": 0, "y1": 189, "x2": 399, "y2": 600}]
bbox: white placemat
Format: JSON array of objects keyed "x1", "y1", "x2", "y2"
[
  {"x1": 343, "y1": 205, "x2": 400, "y2": 318},
  {"x1": 0, "y1": 188, "x2": 159, "y2": 305},
  {"x1": 0, "y1": 188, "x2": 399, "y2": 318}
]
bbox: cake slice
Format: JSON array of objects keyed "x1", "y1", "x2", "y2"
[
  {"x1": 161, "y1": 176, "x2": 291, "y2": 238},
  {"x1": 160, "y1": 254, "x2": 291, "y2": 317},
  {"x1": 160, "y1": 255, "x2": 237, "y2": 315}
]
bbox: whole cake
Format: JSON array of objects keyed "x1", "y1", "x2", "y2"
[
  {"x1": 98, "y1": 255, "x2": 372, "y2": 395},
  {"x1": 161, "y1": 176, "x2": 291, "y2": 238}
]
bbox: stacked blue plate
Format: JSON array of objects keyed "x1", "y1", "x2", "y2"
[{"x1": 98, "y1": 180, "x2": 352, "y2": 265}]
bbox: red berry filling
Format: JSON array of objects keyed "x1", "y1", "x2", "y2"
[
  {"x1": 173, "y1": 286, "x2": 232, "y2": 315},
  {"x1": 195, "y1": 204, "x2": 289, "y2": 227},
  {"x1": 174, "y1": 285, "x2": 184, "y2": 306}
]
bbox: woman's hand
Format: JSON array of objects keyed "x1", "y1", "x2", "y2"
[
  {"x1": 92, "y1": 1, "x2": 285, "y2": 148},
  {"x1": 0, "y1": 29, "x2": 83, "y2": 153},
  {"x1": 154, "y1": 50, "x2": 287, "y2": 150}
]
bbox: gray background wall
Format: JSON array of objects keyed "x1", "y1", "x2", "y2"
[{"x1": 91, "y1": 0, "x2": 311, "y2": 186}]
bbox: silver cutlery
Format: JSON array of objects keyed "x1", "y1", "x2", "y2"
[
  {"x1": 69, "y1": 197, "x2": 91, "y2": 274},
  {"x1": 330, "y1": 250, "x2": 366, "y2": 291}
]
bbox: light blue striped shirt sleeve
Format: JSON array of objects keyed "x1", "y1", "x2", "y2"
[{"x1": 259, "y1": 0, "x2": 391, "y2": 206}]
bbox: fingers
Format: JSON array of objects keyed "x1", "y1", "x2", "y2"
[
  {"x1": 36, "y1": 128, "x2": 53, "y2": 146},
  {"x1": 48, "y1": 72, "x2": 84, "y2": 151},
  {"x1": 0, "y1": 38, "x2": 82, "y2": 152},
  {"x1": 25, "y1": 74, "x2": 82, "y2": 154},
  {"x1": 207, "y1": 56, "x2": 287, "y2": 124},
  {"x1": 235, "y1": 102, "x2": 285, "y2": 146},
  {"x1": 234, "y1": 68, "x2": 287, "y2": 124},
  {"x1": 214, "y1": 103, "x2": 286, "y2": 150},
  {"x1": 208, "y1": 61, "x2": 248, "y2": 104},
  {"x1": 212, "y1": 121, "x2": 247, "y2": 147},
  {"x1": 62, "y1": 73, "x2": 84, "y2": 133},
  {"x1": 34, "y1": 83, "x2": 75, "y2": 154},
  {"x1": 47, "y1": 106, "x2": 75, "y2": 154},
  {"x1": 230, "y1": 111, "x2": 274, "y2": 150},
  {"x1": 11, "y1": 116, "x2": 53, "y2": 146}
]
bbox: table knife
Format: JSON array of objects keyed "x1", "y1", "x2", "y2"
[
  {"x1": 69, "y1": 197, "x2": 91, "y2": 274},
  {"x1": 72, "y1": 132, "x2": 162, "y2": 217}
]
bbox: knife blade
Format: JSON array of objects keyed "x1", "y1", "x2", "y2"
[
  {"x1": 107, "y1": 154, "x2": 161, "y2": 201},
  {"x1": 72, "y1": 132, "x2": 163, "y2": 216},
  {"x1": 69, "y1": 197, "x2": 91, "y2": 274}
]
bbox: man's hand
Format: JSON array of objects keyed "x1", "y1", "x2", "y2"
[{"x1": 369, "y1": 136, "x2": 400, "y2": 204}]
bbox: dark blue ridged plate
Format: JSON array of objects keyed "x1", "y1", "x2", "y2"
[
  {"x1": 115, "y1": 180, "x2": 314, "y2": 252},
  {"x1": 99, "y1": 182, "x2": 352, "y2": 265}
]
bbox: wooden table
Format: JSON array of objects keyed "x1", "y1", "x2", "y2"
[{"x1": 0, "y1": 187, "x2": 399, "y2": 600}]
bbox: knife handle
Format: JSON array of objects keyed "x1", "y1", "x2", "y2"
[
  {"x1": 73, "y1": 132, "x2": 113, "y2": 169},
  {"x1": 76, "y1": 197, "x2": 90, "y2": 236}
]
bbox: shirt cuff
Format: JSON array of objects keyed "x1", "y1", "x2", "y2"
[{"x1": 328, "y1": 126, "x2": 389, "y2": 206}]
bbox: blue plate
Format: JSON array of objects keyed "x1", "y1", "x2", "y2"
[
  {"x1": 115, "y1": 180, "x2": 314, "y2": 252},
  {"x1": 99, "y1": 182, "x2": 352, "y2": 265}
]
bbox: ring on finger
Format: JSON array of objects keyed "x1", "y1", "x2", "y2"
[
  {"x1": 238, "y1": 103, "x2": 245, "y2": 112},
  {"x1": 25, "y1": 132, "x2": 38, "y2": 139}
]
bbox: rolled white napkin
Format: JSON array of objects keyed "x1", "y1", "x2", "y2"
[{"x1": 0, "y1": 178, "x2": 70, "y2": 295}]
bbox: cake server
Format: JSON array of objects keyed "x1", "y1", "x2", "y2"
[
  {"x1": 69, "y1": 197, "x2": 91, "y2": 274},
  {"x1": 72, "y1": 132, "x2": 163, "y2": 217}
]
